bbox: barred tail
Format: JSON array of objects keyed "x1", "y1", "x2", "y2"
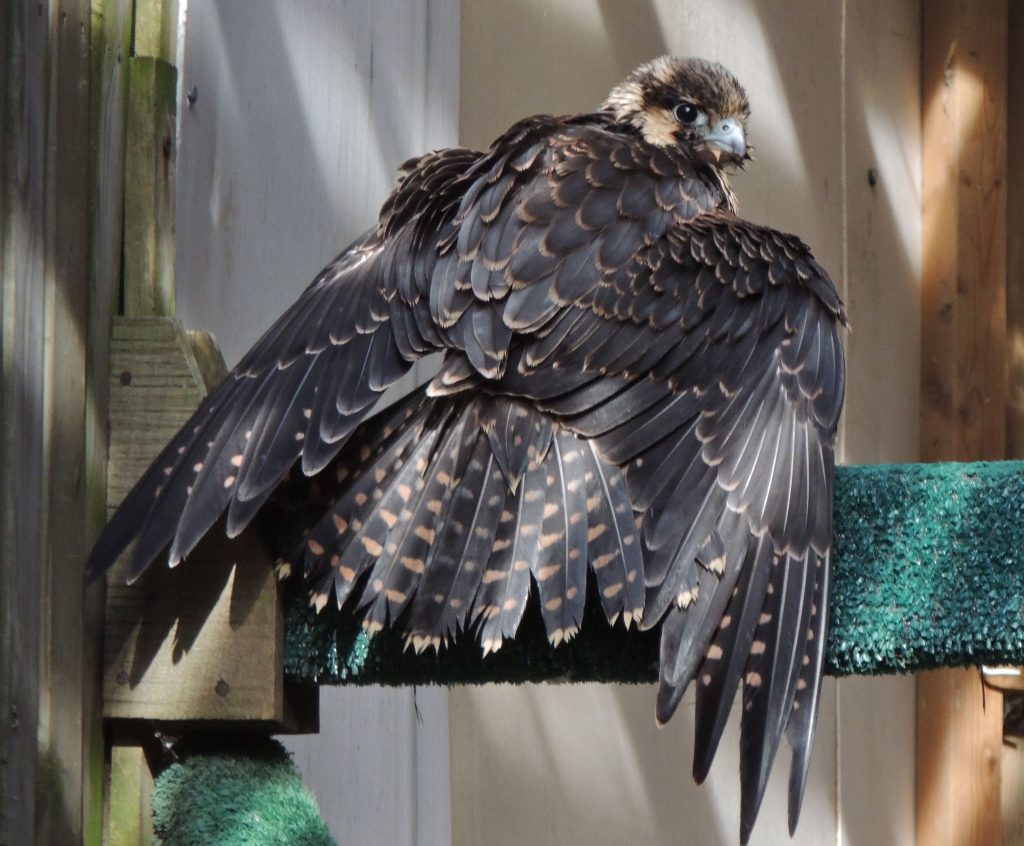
[{"x1": 279, "y1": 389, "x2": 646, "y2": 652}]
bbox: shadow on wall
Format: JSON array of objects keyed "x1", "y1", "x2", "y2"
[
  {"x1": 176, "y1": 0, "x2": 455, "y2": 368},
  {"x1": 746, "y1": 1, "x2": 921, "y2": 466}
]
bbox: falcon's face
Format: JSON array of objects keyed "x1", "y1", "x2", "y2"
[{"x1": 602, "y1": 56, "x2": 751, "y2": 168}]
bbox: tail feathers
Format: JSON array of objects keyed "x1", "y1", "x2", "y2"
[
  {"x1": 406, "y1": 438, "x2": 506, "y2": 646},
  {"x1": 285, "y1": 390, "x2": 646, "y2": 655},
  {"x1": 295, "y1": 396, "x2": 446, "y2": 610},
  {"x1": 529, "y1": 433, "x2": 589, "y2": 645},
  {"x1": 785, "y1": 550, "x2": 831, "y2": 835},
  {"x1": 737, "y1": 546, "x2": 817, "y2": 845},
  {"x1": 357, "y1": 412, "x2": 467, "y2": 630},
  {"x1": 579, "y1": 441, "x2": 643, "y2": 627},
  {"x1": 474, "y1": 460, "x2": 543, "y2": 653},
  {"x1": 478, "y1": 396, "x2": 552, "y2": 491}
]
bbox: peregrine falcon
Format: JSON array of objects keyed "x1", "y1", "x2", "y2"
[{"x1": 88, "y1": 56, "x2": 846, "y2": 842}]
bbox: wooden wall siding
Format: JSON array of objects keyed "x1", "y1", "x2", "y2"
[
  {"x1": 1, "y1": 1, "x2": 105, "y2": 844},
  {"x1": 921, "y1": 1, "x2": 1008, "y2": 464},
  {"x1": 918, "y1": 3, "x2": 1009, "y2": 846},
  {"x1": 1003, "y1": 5, "x2": 1024, "y2": 844},
  {"x1": 1008, "y1": 0, "x2": 1024, "y2": 458},
  {"x1": 456, "y1": 2, "x2": 919, "y2": 845},
  {"x1": 171, "y1": 2, "x2": 459, "y2": 843},
  {"x1": 122, "y1": 56, "x2": 177, "y2": 317}
]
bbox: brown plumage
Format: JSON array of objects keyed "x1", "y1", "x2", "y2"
[{"x1": 87, "y1": 56, "x2": 845, "y2": 842}]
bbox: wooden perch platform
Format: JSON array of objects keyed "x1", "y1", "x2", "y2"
[
  {"x1": 102, "y1": 316, "x2": 317, "y2": 732},
  {"x1": 282, "y1": 460, "x2": 1024, "y2": 686}
]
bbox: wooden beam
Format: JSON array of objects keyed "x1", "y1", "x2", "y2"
[
  {"x1": 43, "y1": 3, "x2": 105, "y2": 844},
  {"x1": 122, "y1": 56, "x2": 177, "y2": 317},
  {"x1": 2, "y1": 1, "x2": 105, "y2": 842},
  {"x1": 919, "y1": 2, "x2": 1008, "y2": 845},
  {"x1": 918, "y1": 668, "x2": 1003, "y2": 845},
  {"x1": 106, "y1": 727, "x2": 156, "y2": 846},
  {"x1": 101, "y1": 317, "x2": 315, "y2": 730},
  {"x1": 1002, "y1": 6, "x2": 1024, "y2": 844},
  {"x1": 132, "y1": 0, "x2": 179, "y2": 63},
  {"x1": 1007, "y1": 0, "x2": 1024, "y2": 457},
  {"x1": 921, "y1": 0, "x2": 1008, "y2": 462},
  {"x1": 0, "y1": 4, "x2": 51, "y2": 841}
]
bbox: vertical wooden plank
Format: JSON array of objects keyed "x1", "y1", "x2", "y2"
[
  {"x1": 89, "y1": 0, "x2": 131, "y2": 470},
  {"x1": 838, "y1": 3, "x2": 920, "y2": 844},
  {"x1": 88, "y1": 4, "x2": 132, "y2": 832},
  {"x1": 133, "y1": 0, "x2": 179, "y2": 63},
  {"x1": 1, "y1": 2, "x2": 51, "y2": 843},
  {"x1": 40, "y1": 5, "x2": 100, "y2": 843},
  {"x1": 921, "y1": 0, "x2": 1008, "y2": 462},
  {"x1": 919, "y1": 3, "x2": 1008, "y2": 846},
  {"x1": 1002, "y1": 5, "x2": 1024, "y2": 844},
  {"x1": 1008, "y1": 0, "x2": 1024, "y2": 456},
  {"x1": 918, "y1": 669, "x2": 1004, "y2": 846},
  {"x1": 1003, "y1": 734, "x2": 1024, "y2": 846},
  {"x1": 107, "y1": 729, "x2": 155, "y2": 846},
  {"x1": 87, "y1": 2, "x2": 132, "y2": 842},
  {"x1": 2, "y1": 1, "x2": 109, "y2": 842},
  {"x1": 123, "y1": 56, "x2": 177, "y2": 317}
]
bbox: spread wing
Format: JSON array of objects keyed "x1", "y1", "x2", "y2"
[
  {"x1": 87, "y1": 111, "x2": 845, "y2": 842},
  {"x1": 441, "y1": 132, "x2": 845, "y2": 834},
  {"x1": 475, "y1": 193, "x2": 845, "y2": 839},
  {"x1": 86, "y1": 114, "x2": 721, "y2": 582},
  {"x1": 85, "y1": 147, "x2": 483, "y2": 580}
]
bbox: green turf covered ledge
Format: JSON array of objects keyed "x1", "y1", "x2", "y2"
[
  {"x1": 152, "y1": 736, "x2": 335, "y2": 846},
  {"x1": 283, "y1": 461, "x2": 1024, "y2": 685}
]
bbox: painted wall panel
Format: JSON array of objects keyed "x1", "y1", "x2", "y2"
[{"x1": 838, "y1": 3, "x2": 919, "y2": 845}]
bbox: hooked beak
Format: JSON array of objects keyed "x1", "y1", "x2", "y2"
[{"x1": 698, "y1": 118, "x2": 747, "y2": 166}]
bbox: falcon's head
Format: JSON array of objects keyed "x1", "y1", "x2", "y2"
[{"x1": 602, "y1": 56, "x2": 750, "y2": 167}]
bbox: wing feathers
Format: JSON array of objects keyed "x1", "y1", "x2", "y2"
[
  {"x1": 88, "y1": 114, "x2": 847, "y2": 845},
  {"x1": 693, "y1": 533, "x2": 773, "y2": 783}
]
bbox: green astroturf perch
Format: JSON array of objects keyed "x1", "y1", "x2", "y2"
[
  {"x1": 284, "y1": 461, "x2": 1024, "y2": 683},
  {"x1": 152, "y1": 737, "x2": 335, "y2": 846}
]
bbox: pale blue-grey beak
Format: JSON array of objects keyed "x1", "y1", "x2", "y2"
[{"x1": 702, "y1": 118, "x2": 747, "y2": 161}]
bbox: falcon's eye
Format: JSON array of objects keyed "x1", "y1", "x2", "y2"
[{"x1": 674, "y1": 102, "x2": 700, "y2": 125}]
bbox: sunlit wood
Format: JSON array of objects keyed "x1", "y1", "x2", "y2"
[{"x1": 919, "y1": 2, "x2": 1008, "y2": 845}]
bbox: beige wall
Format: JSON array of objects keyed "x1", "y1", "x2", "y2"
[{"x1": 455, "y1": 2, "x2": 921, "y2": 844}]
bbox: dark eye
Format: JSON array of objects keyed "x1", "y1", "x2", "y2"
[{"x1": 674, "y1": 102, "x2": 699, "y2": 124}]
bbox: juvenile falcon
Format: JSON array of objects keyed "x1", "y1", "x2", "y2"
[{"x1": 88, "y1": 56, "x2": 846, "y2": 842}]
